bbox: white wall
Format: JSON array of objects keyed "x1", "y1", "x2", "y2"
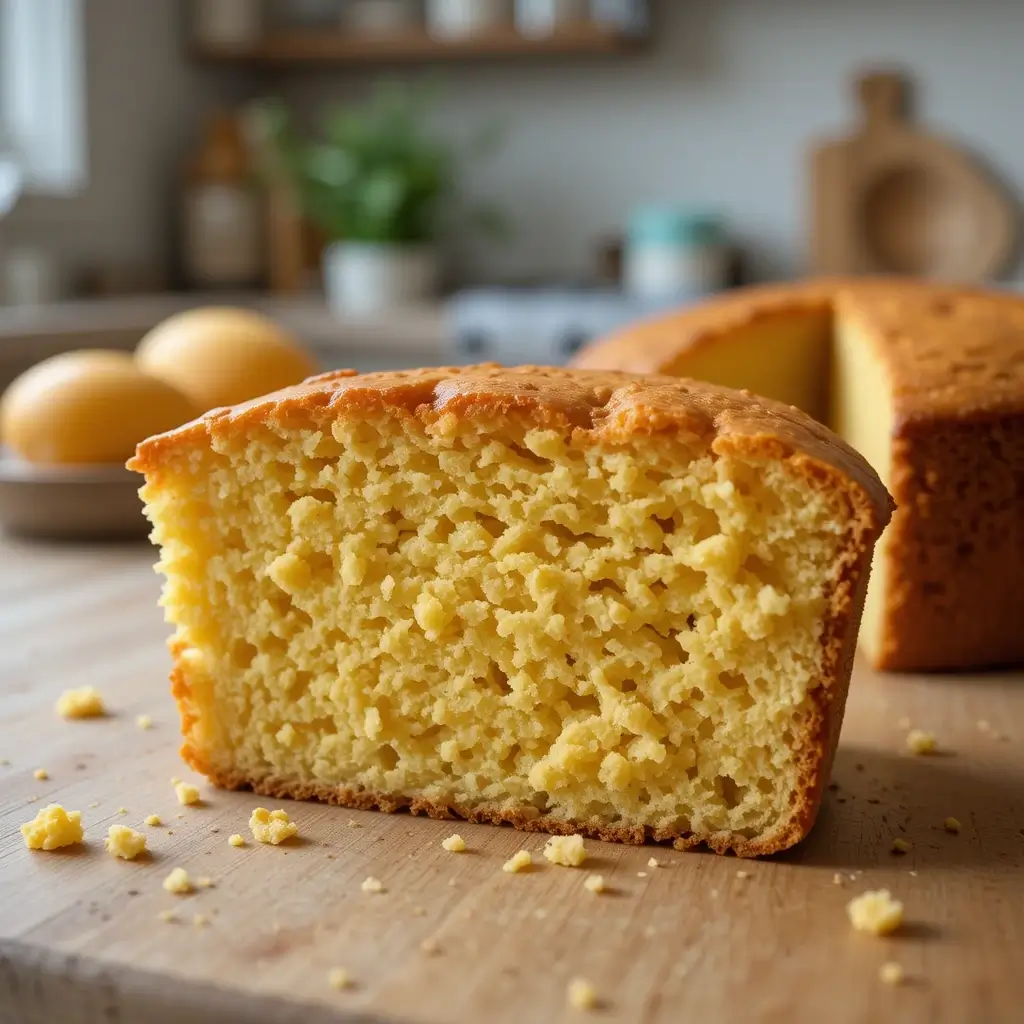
[
  {"x1": 3, "y1": 0, "x2": 245, "y2": 284},
  {"x1": 281, "y1": 0, "x2": 1024, "y2": 286},
  {"x1": 6, "y1": 0, "x2": 1023, "y2": 289}
]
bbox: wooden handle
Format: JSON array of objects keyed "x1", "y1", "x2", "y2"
[{"x1": 856, "y1": 70, "x2": 909, "y2": 127}]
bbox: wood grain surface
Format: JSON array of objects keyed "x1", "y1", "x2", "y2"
[{"x1": 1, "y1": 540, "x2": 1022, "y2": 1024}]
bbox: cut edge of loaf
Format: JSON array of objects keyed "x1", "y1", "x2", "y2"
[
  {"x1": 134, "y1": 365, "x2": 892, "y2": 857},
  {"x1": 572, "y1": 281, "x2": 1024, "y2": 673}
]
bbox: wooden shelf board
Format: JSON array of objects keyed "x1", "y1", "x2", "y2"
[{"x1": 195, "y1": 24, "x2": 644, "y2": 65}]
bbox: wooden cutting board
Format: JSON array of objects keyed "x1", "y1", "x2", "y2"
[
  {"x1": 809, "y1": 69, "x2": 1018, "y2": 280},
  {"x1": 1, "y1": 539, "x2": 1023, "y2": 1024}
]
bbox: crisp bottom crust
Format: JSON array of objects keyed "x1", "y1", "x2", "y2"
[{"x1": 196, "y1": 762, "x2": 813, "y2": 859}]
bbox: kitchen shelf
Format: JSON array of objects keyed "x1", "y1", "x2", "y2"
[{"x1": 194, "y1": 24, "x2": 645, "y2": 66}]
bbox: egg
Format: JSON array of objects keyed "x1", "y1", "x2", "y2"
[
  {"x1": 135, "y1": 307, "x2": 317, "y2": 412},
  {"x1": 0, "y1": 350, "x2": 201, "y2": 465}
]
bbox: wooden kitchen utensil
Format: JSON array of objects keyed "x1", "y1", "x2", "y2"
[{"x1": 809, "y1": 69, "x2": 1018, "y2": 280}]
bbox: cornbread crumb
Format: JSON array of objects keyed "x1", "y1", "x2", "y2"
[
  {"x1": 162, "y1": 868, "x2": 193, "y2": 895},
  {"x1": 196, "y1": 876, "x2": 215, "y2": 889},
  {"x1": 503, "y1": 850, "x2": 532, "y2": 873},
  {"x1": 636, "y1": 871, "x2": 647, "y2": 878},
  {"x1": 543, "y1": 834, "x2": 586, "y2": 867},
  {"x1": 20, "y1": 804, "x2": 84, "y2": 850},
  {"x1": 647, "y1": 857, "x2": 659, "y2": 869},
  {"x1": 567, "y1": 978, "x2": 598, "y2": 1012},
  {"x1": 847, "y1": 890, "x2": 904, "y2": 935},
  {"x1": 55, "y1": 686, "x2": 105, "y2": 718},
  {"x1": 361, "y1": 876, "x2": 385, "y2": 894},
  {"x1": 105, "y1": 825, "x2": 147, "y2": 860},
  {"x1": 833, "y1": 873, "x2": 844, "y2": 885},
  {"x1": 412, "y1": 906, "x2": 427, "y2": 917},
  {"x1": 89, "y1": 801, "x2": 100, "y2": 809},
  {"x1": 441, "y1": 833, "x2": 466, "y2": 853},
  {"x1": 347, "y1": 819, "x2": 362, "y2": 828},
  {"x1": 33, "y1": 768, "x2": 48, "y2": 781},
  {"x1": 145, "y1": 814, "x2": 161, "y2": 826},
  {"x1": 193, "y1": 913, "x2": 209, "y2": 928},
  {"x1": 736, "y1": 869, "x2": 750, "y2": 879},
  {"x1": 175, "y1": 782, "x2": 200, "y2": 806},
  {"x1": 944, "y1": 817, "x2": 962, "y2": 833},
  {"x1": 228, "y1": 833, "x2": 245, "y2": 847},
  {"x1": 906, "y1": 729, "x2": 937, "y2": 755},
  {"x1": 908, "y1": 871, "x2": 918, "y2": 877},
  {"x1": 249, "y1": 807, "x2": 297, "y2": 845},
  {"x1": 328, "y1": 967, "x2": 352, "y2": 989},
  {"x1": 891, "y1": 837, "x2": 912, "y2": 854},
  {"x1": 534, "y1": 908, "x2": 548, "y2": 920},
  {"x1": 158, "y1": 910, "x2": 178, "y2": 924},
  {"x1": 584, "y1": 874, "x2": 606, "y2": 894},
  {"x1": 136, "y1": 714, "x2": 153, "y2": 730},
  {"x1": 420, "y1": 939, "x2": 440, "y2": 956},
  {"x1": 170, "y1": 776, "x2": 181, "y2": 785},
  {"x1": 117, "y1": 807, "x2": 127, "y2": 815},
  {"x1": 879, "y1": 962, "x2": 905, "y2": 986}
]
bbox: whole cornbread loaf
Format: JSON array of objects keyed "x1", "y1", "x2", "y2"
[
  {"x1": 130, "y1": 365, "x2": 891, "y2": 856},
  {"x1": 574, "y1": 278, "x2": 1024, "y2": 671}
]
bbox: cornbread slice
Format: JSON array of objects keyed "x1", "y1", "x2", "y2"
[
  {"x1": 130, "y1": 365, "x2": 890, "y2": 856},
  {"x1": 574, "y1": 278, "x2": 1024, "y2": 671}
]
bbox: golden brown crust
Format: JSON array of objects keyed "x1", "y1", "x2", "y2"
[
  {"x1": 130, "y1": 364, "x2": 892, "y2": 529},
  {"x1": 143, "y1": 364, "x2": 892, "y2": 856},
  {"x1": 875, "y1": 416, "x2": 1024, "y2": 671}
]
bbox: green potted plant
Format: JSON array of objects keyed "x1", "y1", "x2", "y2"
[{"x1": 257, "y1": 82, "x2": 503, "y2": 315}]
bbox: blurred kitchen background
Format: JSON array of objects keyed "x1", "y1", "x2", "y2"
[{"x1": 1, "y1": 0, "x2": 1023, "y2": 386}]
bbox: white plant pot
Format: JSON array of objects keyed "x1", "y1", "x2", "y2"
[
  {"x1": 515, "y1": 0, "x2": 589, "y2": 37},
  {"x1": 426, "y1": 0, "x2": 512, "y2": 40},
  {"x1": 323, "y1": 243, "x2": 439, "y2": 315},
  {"x1": 345, "y1": 0, "x2": 421, "y2": 34}
]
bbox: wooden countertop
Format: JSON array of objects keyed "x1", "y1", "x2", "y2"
[{"x1": 1, "y1": 539, "x2": 1022, "y2": 1023}]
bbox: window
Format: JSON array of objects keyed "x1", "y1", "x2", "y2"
[{"x1": 0, "y1": 0, "x2": 85, "y2": 194}]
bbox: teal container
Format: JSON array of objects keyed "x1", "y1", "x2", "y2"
[{"x1": 625, "y1": 207, "x2": 727, "y2": 299}]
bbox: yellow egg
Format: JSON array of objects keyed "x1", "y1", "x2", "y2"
[
  {"x1": 0, "y1": 350, "x2": 201, "y2": 465},
  {"x1": 135, "y1": 307, "x2": 317, "y2": 412}
]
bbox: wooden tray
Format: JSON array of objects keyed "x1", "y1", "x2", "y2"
[{"x1": 0, "y1": 452, "x2": 148, "y2": 541}]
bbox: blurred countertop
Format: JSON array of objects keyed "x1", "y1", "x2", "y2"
[{"x1": 0, "y1": 293, "x2": 451, "y2": 368}]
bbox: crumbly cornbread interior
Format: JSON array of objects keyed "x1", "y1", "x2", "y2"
[{"x1": 143, "y1": 411, "x2": 851, "y2": 841}]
